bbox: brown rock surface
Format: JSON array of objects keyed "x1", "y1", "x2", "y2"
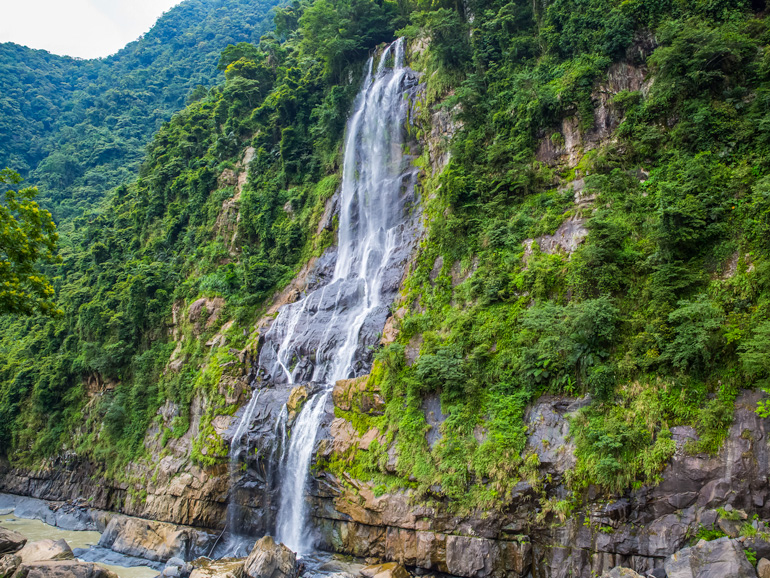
[
  {"x1": 243, "y1": 536, "x2": 298, "y2": 578},
  {"x1": 361, "y1": 562, "x2": 410, "y2": 578},
  {"x1": 0, "y1": 528, "x2": 25, "y2": 554},
  {"x1": 18, "y1": 539, "x2": 74, "y2": 563},
  {"x1": 14, "y1": 560, "x2": 119, "y2": 578},
  {"x1": 190, "y1": 557, "x2": 245, "y2": 578},
  {"x1": 98, "y1": 516, "x2": 216, "y2": 562},
  {"x1": 0, "y1": 554, "x2": 20, "y2": 578},
  {"x1": 332, "y1": 376, "x2": 384, "y2": 415}
]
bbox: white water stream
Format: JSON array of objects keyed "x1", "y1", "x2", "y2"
[
  {"x1": 226, "y1": 37, "x2": 417, "y2": 556},
  {"x1": 271, "y1": 38, "x2": 416, "y2": 554}
]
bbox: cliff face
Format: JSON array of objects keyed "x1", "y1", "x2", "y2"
[
  {"x1": 2, "y1": 389, "x2": 769, "y2": 577},
  {"x1": 307, "y1": 389, "x2": 770, "y2": 578},
  {"x1": 0, "y1": 56, "x2": 764, "y2": 578},
  {"x1": 3, "y1": 11, "x2": 770, "y2": 577}
]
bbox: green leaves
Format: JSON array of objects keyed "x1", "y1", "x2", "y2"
[{"x1": 0, "y1": 169, "x2": 59, "y2": 316}]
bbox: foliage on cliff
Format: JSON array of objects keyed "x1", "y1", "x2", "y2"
[
  {"x1": 328, "y1": 0, "x2": 770, "y2": 509},
  {"x1": 0, "y1": 169, "x2": 59, "y2": 316},
  {"x1": 3, "y1": 0, "x2": 770, "y2": 514},
  {"x1": 0, "y1": 0, "x2": 401, "y2": 467}
]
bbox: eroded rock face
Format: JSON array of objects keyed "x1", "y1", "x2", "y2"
[
  {"x1": 98, "y1": 516, "x2": 217, "y2": 562},
  {"x1": 190, "y1": 557, "x2": 245, "y2": 578},
  {"x1": 13, "y1": 560, "x2": 119, "y2": 578},
  {"x1": 305, "y1": 389, "x2": 770, "y2": 578},
  {"x1": 361, "y1": 562, "x2": 410, "y2": 578},
  {"x1": 332, "y1": 376, "x2": 384, "y2": 416},
  {"x1": 665, "y1": 537, "x2": 756, "y2": 578},
  {"x1": 242, "y1": 536, "x2": 298, "y2": 578},
  {"x1": 0, "y1": 554, "x2": 20, "y2": 578}
]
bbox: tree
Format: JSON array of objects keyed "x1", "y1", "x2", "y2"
[{"x1": 0, "y1": 168, "x2": 59, "y2": 316}]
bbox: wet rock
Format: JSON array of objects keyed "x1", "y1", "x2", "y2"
[
  {"x1": 13, "y1": 560, "x2": 119, "y2": 578},
  {"x1": 74, "y1": 546, "x2": 164, "y2": 571},
  {"x1": 189, "y1": 557, "x2": 244, "y2": 578},
  {"x1": 361, "y1": 562, "x2": 410, "y2": 578},
  {"x1": 18, "y1": 539, "x2": 74, "y2": 563},
  {"x1": 0, "y1": 554, "x2": 20, "y2": 578},
  {"x1": 758, "y1": 559, "x2": 770, "y2": 578},
  {"x1": 0, "y1": 528, "x2": 25, "y2": 554},
  {"x1": 601, "y1": 568, "x2": 645, "y2": 578},
  {"x1": 664, "y1": 537, "x2": 756, "y2": 578},
  {"x1": 243, "y1": 536, "x2": 298, "y2": 578}
]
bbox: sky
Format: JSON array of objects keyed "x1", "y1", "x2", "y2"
[{"x1": 1, "y1": 0, "x2": 182, "y2": 59}]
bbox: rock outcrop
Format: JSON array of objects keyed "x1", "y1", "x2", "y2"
[
  {"x1": 0, "y1": 554, "x2": 21, "y2": 578},
  {"x1": 0, "y1": 529, "x2": 25, "y2": 555},
  {"x1": 190, "y1": 557, "x2": 245, "y2": 578},
  {"x1": 302, "y1": 390, "x2": 770, "y2": 578},
  {"x1": 242, "y1": 537, "x2": 298, "y2": 578},
  {"x1": 98, "y1": 515, "x2": 217, "y2": 562},
  {"x1": 17, "y1": 539, "x2": 74, "y2": 563},
  {"x1": 665, "y1": 537, "x2": 756, "y2": 578},
  {"x1": 12, "y1": 560, "x2": 119, "y2": 578}
]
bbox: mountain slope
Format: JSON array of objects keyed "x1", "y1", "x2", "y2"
[{"x1": 0, "y1": 0, "x2": 278, "y2": 221}]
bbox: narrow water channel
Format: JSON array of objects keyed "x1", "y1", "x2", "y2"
[{"x1": 0, "y1": 514, "x2": 159, "y2": 578}]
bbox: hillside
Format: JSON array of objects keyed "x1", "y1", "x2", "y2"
[
  {"x1": 3, "y1": 0, "x2": 770, "y2": 576},
  {"x1": 0, "y1": 0, "x2": 278, "y2": 221}
]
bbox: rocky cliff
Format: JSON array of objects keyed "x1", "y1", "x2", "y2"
[{"x1": 2, "y1": 30, "x2": 769, "y2": 578}]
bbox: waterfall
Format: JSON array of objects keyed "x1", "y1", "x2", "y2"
[
  {"x1": 259, "y1": 37, "x2": 419, "y2": 554},
  {"x1": 221, "y1": 386, "x2": 264, "y2": 556}
]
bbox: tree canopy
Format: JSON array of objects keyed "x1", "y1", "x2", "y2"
[{"x1": 0, "y1": 168, "x2": 58, "y2": 316}]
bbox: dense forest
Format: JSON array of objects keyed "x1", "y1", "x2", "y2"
[
  {"x1": 3, "y1": 0, "x2": 770, "y2": 514},
  {"x1": 0, "y1": 0, "x2": 277, "y2": 221}
]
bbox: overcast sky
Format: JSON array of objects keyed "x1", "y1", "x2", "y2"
[{"x1": 1, "y1": 0, "x2": 182, "y2": 59}]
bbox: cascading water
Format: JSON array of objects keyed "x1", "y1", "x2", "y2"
[
  {"x1": 216, "y1": 386, "x2": 264, "y2": 557},
  {"x1": 256, "y1": 38, "x2": 420, "y2": 554}
]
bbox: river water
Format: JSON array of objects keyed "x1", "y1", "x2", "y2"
[{"x1": 0, "y1": 514, "x2": 159, "y2": 578}]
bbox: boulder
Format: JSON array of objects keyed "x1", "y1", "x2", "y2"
[
  {"x1": 98, "y1": 515, "x2": 215, "y2": 562},
  {"x1": 13, "y1": 560, "x2": 119, "y2": 578},
  {"x1": 18, "y1": 539, "x2": 74, "y2": 563},
  {"x1": 601, "y1": 568, "x2": 645, "y2": 578},
  {"x1": 361, "y1": 563, "x2": 410, "y2": 578},
  {"x1": 664, "y1": 537, "x2": 756, "y2": 578},
  {"x1": 0, "y1": 528, "x2": 25, "y2": 554},
  {"x1": 189, "y1": 558, "x2": 244, "y2": 578},
  {"x1": 0, "y1": 554, "x2": 20, "y2": 578},
  {"x1": 243, "y1": 536, "x2": 298, "y2": 578},
  {"x1": 717, "y1": 518, "x2": 744, "y2": 539},
  {"x1": 758, "y1": 559, "x2": 770, "y2": 578}
]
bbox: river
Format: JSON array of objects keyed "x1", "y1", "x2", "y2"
[{"x1": 0, "y1": 514, "x2": 159, "y2": 578}]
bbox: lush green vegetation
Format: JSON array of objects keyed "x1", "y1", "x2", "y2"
[
  {"x1": 3, "y1": 0, "x2": 770, "y2": 517},
  {"x1": 0, "y1": 0, "x2": 401, "y2": 471},
  {"x1": 0, "y1": 0, "x2": 277, "y2": 222},
  {"x1": 322, "y1": 0, "x2": 770, "y2": 510},
  {"x1": 0, "y1": 169, "x2": 59, "y2": 316}
]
